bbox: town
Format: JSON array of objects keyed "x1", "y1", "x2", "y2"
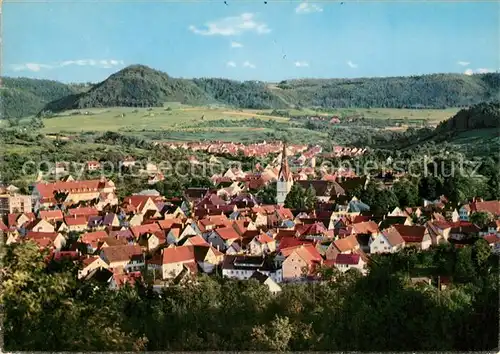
[{"x1": 2, "y1": 141, "x2": 498, "y2": 293}]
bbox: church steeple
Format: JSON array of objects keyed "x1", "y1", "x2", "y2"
[
  {"x1": 278, "y1": 142, "x2": 292, "y2": 182},
  {"x1": 276, "y1": 141, "x2": 293, "y2": 206}
]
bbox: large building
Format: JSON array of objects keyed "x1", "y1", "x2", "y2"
[
  {"x1": 32, "y1": 178, "x2": 117, "y2": 211},
  {"x1": 0, "y1": 187, "x2": 32, "y2": 216},
  {"x1": 276, "y1": 143, "x2": 293, "y2": 206}
]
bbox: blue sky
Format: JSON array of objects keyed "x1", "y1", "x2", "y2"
[{"x1": 4, "y1": 0, "x2": 499, "y2": 83}]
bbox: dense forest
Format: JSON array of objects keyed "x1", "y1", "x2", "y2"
[
  {"x1": 2, "y1": 65, "x2": 496, "y2": 117},
  {"x1": 0, "y1": 77, "x2": 82, "y2": 119},
  {"x1": 277, "y1": 73, "x2": 500, "y2": 108},
  {"x1": 2, "y1": 240, "x2": 498, "y2": 351}
]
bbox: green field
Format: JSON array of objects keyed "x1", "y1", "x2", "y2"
[{"x1": 36, "y1": 105, "x2": 458, "y2": 134}]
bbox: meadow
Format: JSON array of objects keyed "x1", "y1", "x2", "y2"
[{"x1": 36, "y1": 104, "x2": 458, "y2": 134}]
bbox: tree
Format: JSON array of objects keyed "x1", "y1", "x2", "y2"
[
  {"x1": 284, "y1": 184, "x2": 316, "y2": 210},
  {"x1": 255, "y1": 182, "x2": 277, "y2": 204},
  {"x1": 252, "y1": 315, "x2": 293, "y2": 351},
  {"x1": 472, "y1": 238, "x2": 491, "y2": 269},
  {"x1": 393, "y1": 179, "x2": 419, "y2": 207},
  {"x1": 469, "y1": 212, "x2": 492, "y2": 229}
]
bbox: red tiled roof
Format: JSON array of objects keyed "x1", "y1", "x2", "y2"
[
  {"x1": 27, "y1": 231, "x2": 58, "y2": 240},
  {"x1": 333, "y1": 234, "x2": 359, "y2": 252},
  {"x1": 184, "y1": 235, "x2": 209, "y2": 247},
  {"x1": 64, "y1": 216, "x2": 88, "y2": 226},
  {"x1": 352, "y1": 221, "x2": 379, "y2": 235},
  {"x1": 39, "y1": 210, "x2": 64, "y2": 221},
  {"x1": 35, "y1": 179, "x2": 109, "y2": 198},
  {"x1": 68, "y1": 207, "x2": 99, "y2": 217},
  {"x1": 102, "y1": 245, "x2": 142, "y2": 263},
  {"x1": 162, "y1": 245, "x2": 196, "y2": 264},
  {"x1": 393, "y1": 224, "x2": 427, "y2": 243},
  {"x1": 471, "y1": 201, "x2": 500, "y2": 215},
  {"x1": 335, "y1": 253, "x2": 361, "y2": 265},
  {"x1": 254, "y1": 232, "x2": 274, "y2": 244},
  {"x1": 215, "y1": 227, "x2": 240, "y2": 240},
  {"x1": 157, "y1": 218, "x2": 184, "y2": 230},
  {"x1": 130, "y1": 223, "x2": 161, "y2": 238}
]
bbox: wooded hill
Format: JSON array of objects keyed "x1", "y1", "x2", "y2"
[
  {"x1": 0, "y1": 77, "x2": 86, "y2": 119},
  {"x1": 2, "y1": 65, "x2": 499, "y2": 118}
]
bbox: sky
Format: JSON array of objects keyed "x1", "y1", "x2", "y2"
[{"x1": 4, "y1": 0, "x2": 499, "y2": 83}]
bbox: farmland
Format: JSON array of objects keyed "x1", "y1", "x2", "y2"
[{"x1": 35, "y1": 104, "x2": 458, "y2": 136}]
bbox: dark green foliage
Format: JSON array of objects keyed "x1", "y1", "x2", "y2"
[
  {"x1": 193, "y1": 78, "x2": 287, "y2": 109},
  {"x1": 284, "y1": 184, "x2": 316, "y2": 210},
  {"x1": 436, "y1": 101, "x2": 500, "y2": 132},
  {"x1": 33, "y1": 66, "x2": 500, "y2": 115},
  {"x1": 277, "y1": 73, "x2": 500, "y2": 108},
  {"x1": 1, "y1": 77, "x2": 78, "y2": 118},
  {"x1": 42, "y1": 65, "x2": 214, "y2": 113},
  {"x1": 2, "y1": 241, "x2": 498, "y2": 351}
]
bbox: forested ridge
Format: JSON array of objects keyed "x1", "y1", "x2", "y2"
[
  {"x1": 0, "y1": 77, "x2": 82, "y2": 119},
  {"x1": 2, "y1": 65, "x2": 497, "y2": 117}
]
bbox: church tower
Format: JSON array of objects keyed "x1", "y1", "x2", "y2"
[{"x1": 276, "y1": 142, "x2": 293, "y2": 206}]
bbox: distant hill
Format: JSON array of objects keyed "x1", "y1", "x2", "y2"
[
  {"x1": 0, "y1": 77, "x2": 81, "y2": 119},
  {"x1": 276, "y1": 73, "x2": 500, "y2": 109},
  {"x1": 370, "y1": 101, "x2": 500, "y2": 153},
  {"x1": 41, "y1": 65, "x2": 215, "y2": 113},
  {"x1": 3, "y1": 64, "x2": 498, "y2": 117},
  {"x1": 435, "y1": 101, "x2": 500, "y2": 132}
]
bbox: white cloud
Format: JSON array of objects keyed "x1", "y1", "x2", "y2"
[
  {"x1": 11, "y1": 63, "x2": 52, "y2": 72},
  {"x1": 347, "y1": 60, "x2": 358, "y2": 68},
  {"x1": 457, "y1": 61, "x2": 470, "y2": 66},
  {"x1": 295, "y1": 61, "x2": 309, "y2": 67},
  {"x1": 295, "y1": 2, "x2": 323, "y2": 14},
  {"x1": 243, "y1": 61, "x2": 256, "y2": 69},
  {"x1": 226, "y1": 61, "x2": 237, "y2": 68},
  {"x1": 231, "y1": 41, "x2": 243, "y2": 48},
  {"x1": 189, "y1": 13, "x2": 270, "y2": 36},
  {"x1": 464, "y1": 69, "x2": 474, "y2": 76}
]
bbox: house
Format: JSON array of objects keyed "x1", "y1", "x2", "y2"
[
  {"x1": 64, "y1": 216, "x2": 88, "y2": 232},
  {"x1": 78, "y1": 255, "x2": 109, "y2": 279},
  {"x1": 160, "y1": 245, "x2": 202, "y2": 279},
  {"x1": 30, "y1": 219, "x2": 56, "y2": 233},
  {"x1": 325, "y1": 234, "x2": 360, "y2": 260},
  {"x1": 207, "y1": 226, "x2": 240, "y2": 251},
  {"x1": 26, "y1": 231, "x2": 66, "y2": 251},
  {"x1": 369, "y1": 227, "x2": 405, "y2": 254},
  {"x1": 123, "y1": 195, "x2": 161, "y2": 216},
  {"x1": 7, "y1": 212, "x2": 36, "y2": 229},
  {"x1": 281, "y1": 244, "x2": 323, "y2": 281},
  {"x1": 333, "y1": 253, "x2": 367, "y2": 274},
  {"x1": 100, "y1": 245, "x2": 144, "y2": 271},
  {"x1": 449, "y1": 222, "x2": 480, "y2": 240},
  {"x1": 68, "y1": 206, "x2": 99, "y2": 218},
  {"x1": 248, "y1": 232, "x2": 276, "y2": 255},
  {"x1": 222, "y1": 254, "x2": 282, "y2": 283},
  {"x1": 459, "y1": 200, "x2": 500, "y2": 221},
  {"x1": 109, "y1": 271, "x2": 143, "y2": 290},
  {"x1": 0, "y1": 191, "x2": 32, "y2": 215},
  {"x1": 182, "y1": 235, "x2": 210, "y2": 247},
  {"x1": 39, "y1": 209, "x2": 64, "y2": 223},
  {"x1": 249, "y1": 271, "x2": 282, "y2": 294},
  {"x1": 32, "y1": 178, "x2": 116, "y2": 211},
  {"x1": 426, "y1": 220, "x2": 452, "y2": 245},
  {"x1": 80, "y1": 230, "x2": 109, "y2": 254},
  {"x1": 392, "y1": 224, "x2": 432, "y2": 250}
]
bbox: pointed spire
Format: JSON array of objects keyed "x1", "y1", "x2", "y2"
[{"x1": 278, "y1": 141, "x2": 292, "y2": 182}]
